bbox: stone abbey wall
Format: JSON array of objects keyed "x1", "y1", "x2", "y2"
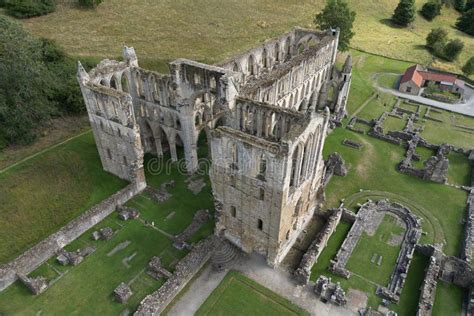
[
  {"x1": 0, "y1": 179, "x2": 145, "y2": 292},
  {"x1": 78, "y1": 27, "x2": 352, "y2": 266}
]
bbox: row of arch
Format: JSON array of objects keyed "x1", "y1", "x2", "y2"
[
  {"x1": 230, "y1": 33, "x2": 321, "y2": 78},
  {"x1": 236, "y1": 102, "x2": 295, "y2": 140}
]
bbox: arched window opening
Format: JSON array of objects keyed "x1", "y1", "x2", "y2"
[
  {"x1": 297, "y1": 43, "x2": 305, "y2": 55},
  {"x1": 258, "y1": 154, "x2": 266, "y2": 180},
  {"x1": 286, "y1": 37, "x2": 291, "y2": 57},
  {"x1": 110, "y1": 76, "x2": 117, "y2": 89},
  {"x1": 259, "y1": 188, "x2": 265, "y2": 200},
  {"x1": 248, "y1": 55, "x2": 256, "y2": 76},
  {"x1": 289, "y1": 148, "x2": 298, "y2": 187},
  {"x1": 231, "y1": 206, "x2": 236, "y2": 217},
  {"x1": 274, "y1": 43, "x2": 280, "y2": 62},
  {"x1": 286, "y1": 230, "x2": 290, "y2": 240},
  {"x1": 176, "y1": 118, "x2": 181, "y2": 130},
  {"x1": 153, "y1": 79, "x2": 161, "y2": 103},
  {"x1": 231, "y1": 143, "x2": 238, "y2": 170},
  {"x1": 262, "y1": 48, "x2": 268, "y2": 68},
  {"x1": 195, "y1": 113, "x2": 201, "y2": 126},
  {"x1": 100, "y1": 79, "x2": 107, "y2": 86},
  {"x1": 258, "y1": 219, "x2": 263, "y2": 230},
  {"x1": 121, "y1": 75, "x2": 129, "y2": 93},
  {"x1": 106, "y1": 148, "x2": 112, "y2": 160}
]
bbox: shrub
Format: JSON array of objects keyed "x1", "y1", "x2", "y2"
[
  {"x1": 78, "y1": 0, "x2": 103, "y2": 8},
  {"x1": 392, "y1": 0, "x2": 416, "y2": 26},
  {"x1": 453, "y1": 0, "x2": 466, "y2": 11},
  {"x1": 466, "y1": 0, "x2": 474, "y2": 10},
  {"x1": 461, "y1": 57, "x2": 474, "y2": 76},
  {"x1": 442, "y1": 39, "x2": 464, "y2": 61},
  {"x1": 456, "y1": 8, "x2": 474, "y2": 35},
  {"x1": 4, "y1": 0, "x2": 56, "y2": 19},
  {"x1": 426, "y1": 28, "x2": 448, "y2": 49},
  {"x1": 421, "y1": 1, "x2": 442, "y2": 20}
]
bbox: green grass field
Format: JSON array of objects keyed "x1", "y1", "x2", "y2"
[
  {"x1": 347, "y1": 214, "x2": 405, "y2": 286},
  {"x1": 0, "y1": 154, "x2": 215, "y2": 314},
  {"x1": 8, "y1": 0, "x2": 473, "y2": 75},
  {"x1": 0, "y1": 131, "x2": 127, "y2": 264},
  {"x1": 196, "y1": 271, "x2": 309, "y2": 316},
  {"x1": 383, "y1": 116, "x2": 407, "y2": 133}
]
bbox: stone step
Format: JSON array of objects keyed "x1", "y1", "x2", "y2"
[{"x1": 211, "y1": 239, "x2": 241, "y2": 271}]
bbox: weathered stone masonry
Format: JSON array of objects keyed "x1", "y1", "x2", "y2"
[{"x1": 78, "y1": 27, "x2": 352, "y2": 267}]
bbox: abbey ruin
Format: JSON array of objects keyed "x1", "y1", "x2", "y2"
[{"x1": 77, "y1": 27, "x2": 352, "y2": 266}]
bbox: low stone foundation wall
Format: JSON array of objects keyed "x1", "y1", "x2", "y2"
[
  {"x1": 294, "y1": 208, "x2": 342, "y2": 284},
  {"x1": 417, "y1": 255, "x2": 441, "y2": 316},
  {"x1": 0, "y1": 180, "x2": 145, "y2": 292},
  {"x1": 135, "y1": 235, "x2": 218, "y2": 315},
  {"x1": 461, "y1": 191, "x2": 474, "y2": 263}
]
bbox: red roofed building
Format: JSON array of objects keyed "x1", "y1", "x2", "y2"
[{"x1": 399, "y1": 64, "x2": 461, "y2": 96}]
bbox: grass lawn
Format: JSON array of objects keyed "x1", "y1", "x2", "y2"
[
  {"x1": 432, "y1": 281, "x2": 463, "y2": 316},
  {"x1": 383, "y1": 116, "x2": 407, "y2": 132},
  {"x1": 347, "y1": 214, "x2": 405, "y2": 286},
  {"x1": 412, "y1": 146, "x2": 436, "y2": 169},
  {"x1": 196, "y1": 270, "x2": 309, "y2": 316},
  {"x1": 447, "y1": 152, "x2": 472, "y2": 186},
  {"x1": 11, "y1": 0, "x2": 473, "y2": 75},
  {"x1": 422, "y1": 119, "x2": 474, "y2": 150},
  {"x1": 0, "y1": 131, "x2": 127, "y2": 264},
  {"x1": 378, "y1": 73, "x2": 400, "y2": 89},
  {"x1": 0, "y1": 153, "x2": 215, "y2": 314}
]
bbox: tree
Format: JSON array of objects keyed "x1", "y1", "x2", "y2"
[
  {"x1": 78, "y1": 0, "x2": 103, "y2": 8},
  {"x1": 392, "y1": 0, "x2": 416, "y2": 26},
  {"x1": 0, "y1": 17, "x2": 55, "y2": 145},
  {"x1": 453, "y1": 0, "x2": 466, "y2": 11},
  {"x1": 0, "y1": 17, "x2": 85, "y2": 147},
  {"x1": 462, "y1": 57, "x2": 474, "y2": 76},
  {"x1": 443, "y1": 39, "x2": 464, "y2": 61},
  {"x1": 426, "y1": 28, "x2": 448, "y2": 49},
  {"x1": 3, "y1": 0, "x2": 56, "y2": 19},
  {"x1": 456, "y1": 8, "x2": 474, "y2": 35},
  {"x1": 421, "y1": 1, "x2": 442, "y2": 20},
  {"x1": 314, "y1": 0, "x2": 356, "y2": 51},
  {"x1": 465, "y1": 0, "x2": 474, "y2": 10}
]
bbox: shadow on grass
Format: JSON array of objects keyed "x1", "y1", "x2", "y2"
[{"x1": 379, "y1": 18, "x2": 407, "y2": 29}]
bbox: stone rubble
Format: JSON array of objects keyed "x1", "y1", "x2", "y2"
[
  {"x1": 17, "y1": 274, "x2": 49, "y2": 295},
  {"x1": 117, "y1": 205, "x2": 140, "y2": 221},
  {"x1": 313, "y1": 275, "x2": 347, "y2": 306},
  {"x1": 92, "y1": 227, "x2": 114, "y2": 241},
  {"x1": 323, "y1": 153, "x2": 348, "y2": 187},
  {"x1": 147, "y1": 256, "x2": 173, "y2": 280},
  {"x1": 114, "y1": 282, "x2": 133, "y2": 304}
]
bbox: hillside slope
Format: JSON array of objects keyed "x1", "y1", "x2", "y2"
[{"x1": 8, "y1": 0, "x2": 472, "y2": 73}]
